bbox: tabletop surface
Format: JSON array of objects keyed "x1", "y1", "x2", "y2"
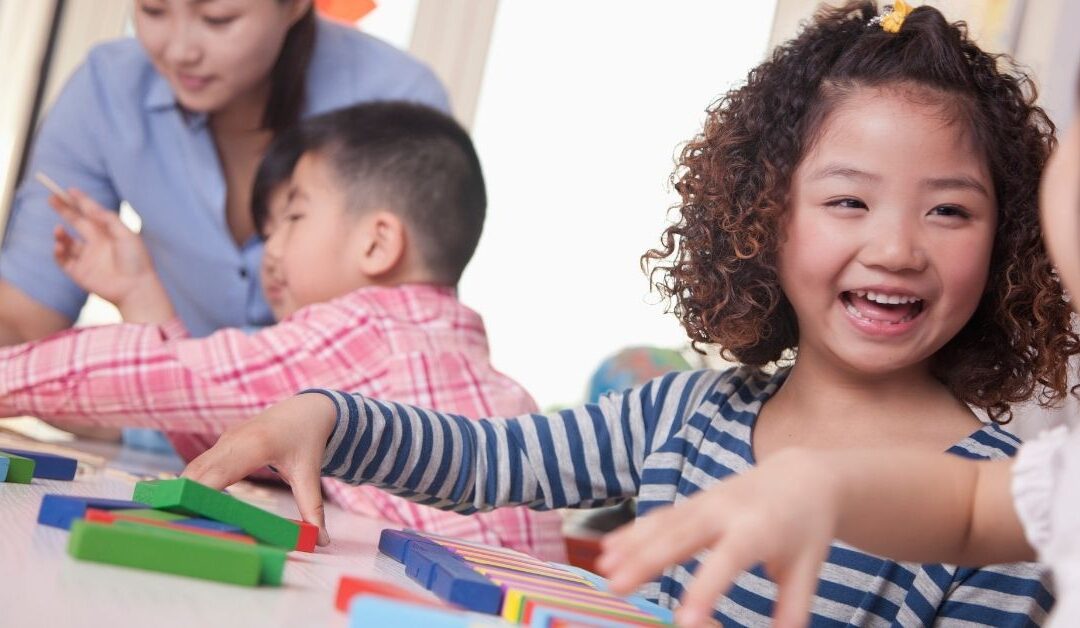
[{"x1": 0, "y1": 437, "x2": 434, "y2": 628}]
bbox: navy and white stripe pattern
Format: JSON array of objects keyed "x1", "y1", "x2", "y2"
[{"x1": 315, "y1": 366, "x2": 1052, "y2": 626}]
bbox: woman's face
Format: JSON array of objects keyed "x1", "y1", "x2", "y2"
[
  {"x1": 1040, "y1": 107, "x2": 1080, "y2": 307},
  {"x1": 134, "y1": 0, "x2": 308, "y2": 114}
]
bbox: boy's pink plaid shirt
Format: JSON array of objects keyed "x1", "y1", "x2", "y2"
[{"x1": 0, "y1": 284, "x2": 565, "y2": 561}]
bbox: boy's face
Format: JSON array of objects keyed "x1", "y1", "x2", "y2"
[
  {"x1": 1040, "y1": 108, "x2": 1080, "y2": 309},
  {"x1": 778, "y1": 87, "x2": 997, "y2": 377},
  {"x1": 260, "y1": 151, "x2": 371, "y2": 319}
]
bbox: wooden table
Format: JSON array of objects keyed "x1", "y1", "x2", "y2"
[{"x1": 0, "y1": 440, "x2": 433, "y2": 627}]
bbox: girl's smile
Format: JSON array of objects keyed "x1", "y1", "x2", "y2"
[{"x1": 839, "y1": 287, "x2": 926, "y2": 337}]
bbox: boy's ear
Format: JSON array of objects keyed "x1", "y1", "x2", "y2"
[{"x1": 352, "y1": 210, "x2": 407, "y2": 279}]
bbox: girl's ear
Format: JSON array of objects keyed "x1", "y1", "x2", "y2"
[{"x1": 353, "y1": 210, "x2": 407, "y2": 279}]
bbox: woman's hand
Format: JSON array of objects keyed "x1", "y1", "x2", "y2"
[
  {"x1": 183, "y1": 392, "x2": 339, "y2": 545},
  {"x1": 51, "y1": 189, "x2": 175, "y2": 323},
  {"x1": 597, "y1": 449, "x2": 839, "y2": 628}
]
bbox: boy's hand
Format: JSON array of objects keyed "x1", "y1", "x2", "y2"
[
  {"x1": 182, "y1": 393, "x2": 338, "y2": 545},
  {"x1": 51, "y1": 189, "x2": 174, "y2": 323},
  {"x1": 596, "y1": 449, "x2": 837, "y2": 628}
]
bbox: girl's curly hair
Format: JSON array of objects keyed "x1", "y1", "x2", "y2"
[{"x1": 644, "y1": 1, "x2": 1079, "y2": 422}]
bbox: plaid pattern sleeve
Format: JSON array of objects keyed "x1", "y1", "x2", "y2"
[{"x1": 0, "y1": 285, "x2": 566, "y2": 561}]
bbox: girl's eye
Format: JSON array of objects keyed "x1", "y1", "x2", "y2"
[
  {"x1": 825, "y1": 197, "x2": 867, "y2": 210},
  {"x1": 140, "y1": 5, "x2": 165, "y2": 18},
  {"x1": 928, "y1": 204, "x2": 971, "y2": 219},
  {"x1": 285, "y1": 213, "x2": 303, "y2": 223}
]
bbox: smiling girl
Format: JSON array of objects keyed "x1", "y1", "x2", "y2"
[{"x1": 185, "y1": 2, "x2": 1074, "y2": 624}]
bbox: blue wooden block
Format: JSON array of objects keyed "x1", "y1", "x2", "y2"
[
  {"x1": 347, "y1": 596, "x2": 511, "y2": 628},
  {"x1": 405, "y1": 545, "x2": 503, "y2": 615},
  {"x1": 38, "y1": 494, "x2": 146, "y2": 530},
  {"x1": 378, "y1": 528, "x2": 437, "y2": 562},
  {"x1": 0, "y1": 448, "x2": 77, "y2": 480},
  {"x1": 173, "y1": 517, "x2": 245, "y2": 534},
  {"x1": 0, "y1": 455, "x2": 8, "y2": 482}
]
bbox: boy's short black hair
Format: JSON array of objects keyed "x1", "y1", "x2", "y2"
[
  {"x1": 297, "y1": 101, "x2": 486, "y2": 286},
  {"x1": 252, "y1": 128, "x2": 306, "y2": 236}
]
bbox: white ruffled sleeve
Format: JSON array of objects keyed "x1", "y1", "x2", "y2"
[{"x1": 1011, "y1": 426, "x2": 1068, "y2": 553}]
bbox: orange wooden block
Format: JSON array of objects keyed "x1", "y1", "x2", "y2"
[
  {"x1": 288, "y1": 518, "x2": 318, "y2": 553},
  {"x1": 334, "y1": 575, "x2": 440, "y2": 613},
  {"x1": 84, "y1": 509, "x2": 255, "y2": 545}
]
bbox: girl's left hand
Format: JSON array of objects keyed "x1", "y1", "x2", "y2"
[{"x1": 596, "y1": 449, "x2": 838, "y2": 628}]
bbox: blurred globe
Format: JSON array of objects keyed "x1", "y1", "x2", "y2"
[{"x1": 586, "y1": 346, "x2": 692, "y2": 403}]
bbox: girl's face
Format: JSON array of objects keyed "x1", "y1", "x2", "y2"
[
  {"x1": 1040, "y1": 107, "x2": 1080, "y2": 306},
  {"x1": 778, "y1": 87, "x2": 997, "y2": 377},
  {"x1": 134, "y1": 0, "x2": 308, "y2": 114}
]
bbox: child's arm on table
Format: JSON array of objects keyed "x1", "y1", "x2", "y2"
[
  {"x1": 597, "y1": 447, "x2": 1031, "y2": 628},
  {"x1": 50, "y1": 189, "x2": 175, "y2": 324},
  {"x1": 184, "y1": 373, "x2": 708, "y2": 546}
]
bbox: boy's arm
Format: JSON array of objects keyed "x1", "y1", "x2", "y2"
[
  {"x1": 0, "y1": 306, "x2": 370, "y2": 433},
  {"x1": 598, "y1": 447, "x2": 1032, "y2": 628},
  {"x1": 50, "y1": 190, "x2": 175, "y2": 324},
  {"x1": 184, "y1": 371, "x2": 712, "y2": 544}
]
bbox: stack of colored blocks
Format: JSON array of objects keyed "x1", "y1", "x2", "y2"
[
  {"x1": 373, "y1": 529, "x2": 674, "y2": 627},
  {"x1": 37, "y1": 478, "x2": 318, "y2": 587}
]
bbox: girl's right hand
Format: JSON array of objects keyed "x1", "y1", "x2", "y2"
[
  {"x1": 182, "y1": 392, "x2": 339, "y2": 546},
  {"x1": 51, "y1": 189, "x2": 175, "y2": 323},
  {"x1": 596, "y1": 449, "x2": 839, "y2": 628}
]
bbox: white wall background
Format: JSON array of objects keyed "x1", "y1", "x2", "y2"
[{"x1": 461, "y1": 3, "x2": 777, "y2": 408}]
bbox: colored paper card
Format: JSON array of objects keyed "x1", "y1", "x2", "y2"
[
  {"x1": 0, "y1": 448, "x2": 76, "y2": 480},
  {"x1": 0, "y1": 452, "x2": 34, "y2": 484},
  {"x1": 347, "y1": 595, "x2": 513, "y2": 628},
  {"x1": 0, "y1": 455, "x2": 8, "y2": 482},
  {"x1": 37, "y1": 495, "x2": 145, "y2": 530},
  {"x1": 560, "y1": 566, "x2": 674, "y2": 623},
  {"x1": 68, "y1": 520, "x2": 263, "y2": 587},
  {"x1": 506, "y1": 590, "x2": 665, "y2": 626},
  {"x1": 335, "y1": 575, "x2": 440, "y2": 612},
  {"x1": 84, "y1": 509, "x2": 256, "y2": 545},
  {"x1": 132, "y1": 478, "x2": 299, "y2": 549},
  {"x1": 173, "y1": 517, "x2": 245, "y2": 535},
  {"x1": 529, "y1": 604, "x2": 661, "y2": 627}
]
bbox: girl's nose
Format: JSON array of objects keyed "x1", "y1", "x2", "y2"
[{"x1": 859, "y1": 220, "x2": 928, "y2": 273}]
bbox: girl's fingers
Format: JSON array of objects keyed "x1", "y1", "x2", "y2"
[
  {"x1": 675, "y1": 534, "x2": 756, "y2": 627},
  {"x1": 603, "y1": 507, "x2": 718, "y2": 594},
  {"x1": 287, "y1": 460, "x2": 330, "y2": 546},
  {"x1": 770, "y1": 553, "x2": 823, "y2": 628}
]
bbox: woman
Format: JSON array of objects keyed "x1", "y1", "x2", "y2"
[{"x1": 0, "y1": 0, "x2": 448, "y2": 344}]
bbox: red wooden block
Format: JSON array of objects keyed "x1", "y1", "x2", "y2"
[
  {"x1": 84, "y1": 509, "x2": 256, "y2": 545},
  {"x1": 289, "y1": 518, "x2": 318, "y2": 553},
  {"x1": 334, "y1": 575, "x2": 441, "y2": 613}
]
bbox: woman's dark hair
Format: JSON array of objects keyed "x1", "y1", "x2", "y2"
[
  {"x1": 262, "y1": 2, "x2": 316, "y2": 133},
  {"x1": 251, "y1": 127, "x2": 306, "y2": 235},
  {"x1": 644, "y1": 1, "x2": 1080, "y2": 422}
]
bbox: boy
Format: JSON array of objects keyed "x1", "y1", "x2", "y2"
[{"x1": 0, "y1": 102, "x2": 565, "y2": 560}]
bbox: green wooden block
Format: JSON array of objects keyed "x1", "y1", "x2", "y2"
[
  {"x1": 110, "y1": 521, "x2": 287, "y2": 585},
  {"x1": 0, "y1": 452, "x2": 35, "y2": 484},
  {"x1": 68, "y1": 520, "x2": 262, "y2": 586},
  {"x1": 132, "y1": 478, "x2": 299, "y2": 549}
]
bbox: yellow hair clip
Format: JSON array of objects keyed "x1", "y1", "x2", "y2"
[{"x1": 880, "y1": 0, "x2": 913, "y2": 33}]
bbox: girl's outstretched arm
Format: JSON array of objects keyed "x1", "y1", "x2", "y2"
[
  {"x1": 185, "y1": 370, "x2": 718, "y2": 546},
  {"x1": 598, "y1": 447, "x2": 1032, "y2": 628}
]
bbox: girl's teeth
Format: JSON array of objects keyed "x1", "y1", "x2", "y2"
[{"x1": 852, "y1": 290, "x2": 921, "y2": 305}]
